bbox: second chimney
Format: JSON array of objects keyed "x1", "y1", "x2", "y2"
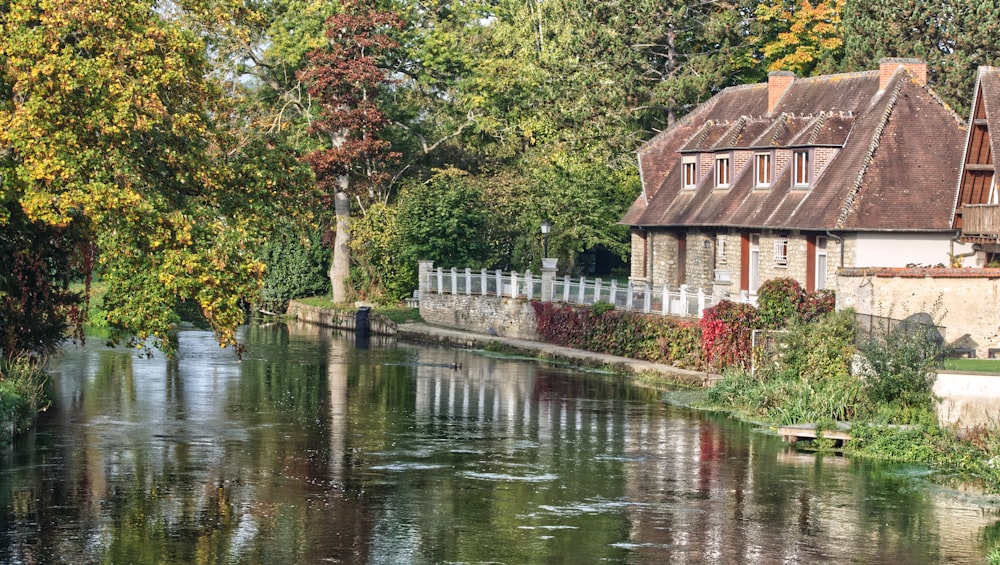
[
  {"x1": 880, "y1": 57, "x2": 928, "y2": 90},
  {"x1": 768, "y1": 71, "x2": 794, "y2": 114}
]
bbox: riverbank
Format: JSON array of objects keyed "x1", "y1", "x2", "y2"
[
  {"x1": 0, "y1": 357, "x2": 49, "y2": 447},
  {"x1": 395, "y1": 322, "x2": 720, "y2": 387},
  {"x1": 285, "y1": 300, "x2": 720, "y2": 387}
]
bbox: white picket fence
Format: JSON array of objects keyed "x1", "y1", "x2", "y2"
[{"x1": 425, "y1": 267, "x2": 736, "y2": 318}]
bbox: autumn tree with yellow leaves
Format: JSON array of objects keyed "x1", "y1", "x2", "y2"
[{"x1": 0, "y1": 0, "x2": 312, "y2": 355}]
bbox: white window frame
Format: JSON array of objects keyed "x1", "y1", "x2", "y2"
[
  {"x1": 682, "y1": 156, "x2": 698, "y2": 190},
  {"x1": 793, "y1": 150, "x2": 810, "y2": 188},
  {"x1": 755, "y1": 152, "x2": 772, "y2": 187},
  {"x1": 774, "y1": 236, "x2": 789, "y2": 266},
  {"x1": 715, "y1": 155, "x2": 731, "y2": 188},
  {"x1": 816, "y1": 236, "x2": 828, "y2": 290}
]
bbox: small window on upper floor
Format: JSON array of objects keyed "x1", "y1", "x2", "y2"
[
  {"x1": 682, "y1": 157, "x2": 698, "y2": 190},
  {"x1": 755, "y1": 153, "x2": 772, "y2": 188},
  {"x1": 715, "y1": 155, "x2": 731, "y2": 188},
  {"x1": 793, "y1": 150, "x2": 810, "y2": 188}
]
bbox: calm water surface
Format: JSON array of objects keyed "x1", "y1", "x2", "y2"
[{"x1": 1, "y1": 323, "x2": 999, "y2": 564}]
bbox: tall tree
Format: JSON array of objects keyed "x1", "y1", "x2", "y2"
[
  {"x1": 753, "y1": 0, "x2": 845, "y2": 76},
  {"x1": 842, "y1": 0, "x2": 1000, "y2": 116},
  {"x1": 0, "y1": 0, "x2": 310, "y2": 354},
  {"x1": 297, "y1": 1, "x2": 403, "y2": 303}
]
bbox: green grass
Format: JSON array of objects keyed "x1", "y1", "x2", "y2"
[
  {"x1": 294, "y1": 295, "x2": 422, "y2": 324},
  {"x1": 942, "y1": 358, "x2": 1000, "y2": 373}
]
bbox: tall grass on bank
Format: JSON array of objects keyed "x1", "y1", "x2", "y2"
[{"x1": 0, "y1": 356, "x2": 50, "y2": 445}]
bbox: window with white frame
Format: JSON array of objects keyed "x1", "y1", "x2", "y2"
[
  {"x1": 774, "y1": 236, "x2": 788, "y2": 266},
  {"x1": 718, "y1": 235, "x2": 727, "y2": 261},
  {"x1": 683, "y1": 157, "x2": 698, "y2": 189},
  {"x1": 793, "y1": 150, "x2": 809, "y2": 187},
  {"x1": 816, "y1": 236, "x2": 828, "y2": 289},
  {"x1": 755, "y1": 153, "x2": 772, "y2": 187},
  {"x1": 715, "y1": 155, "x2": 731, "y2": 188}
]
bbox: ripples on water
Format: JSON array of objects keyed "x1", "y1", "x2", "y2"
[{"x1": 0, "y1": 322, "x2": 998, "y2": 564}]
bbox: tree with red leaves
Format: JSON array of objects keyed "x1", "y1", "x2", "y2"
[{"x1": 298, "y1": 2, "x2": 402, "y2": 303}]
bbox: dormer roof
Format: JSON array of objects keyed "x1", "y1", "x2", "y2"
[{"x1": 624, "y1": 60, "x2": 965, "y2": 232}]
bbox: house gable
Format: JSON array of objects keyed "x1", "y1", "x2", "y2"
[{"x1": 954, "y1": 68, "x2": 1000, "y2": 243}]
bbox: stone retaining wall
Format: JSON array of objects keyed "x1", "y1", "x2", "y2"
[
  {"x1": 286, "y1": 301, "x2": 398, "y2": 335},
  {"x1": 837, "y1": 267, "x2": 1000, "y2": 356},
  {"x1": 418, "y1": 293, "x2": 538, "y2": 340},
  {"x1": 934, "y1": 371, "x2": 1000, "y2": 428}
]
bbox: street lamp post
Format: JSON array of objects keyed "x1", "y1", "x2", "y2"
[{"x1": 540, "y1": 220, "x2": 551, "y2": 258}]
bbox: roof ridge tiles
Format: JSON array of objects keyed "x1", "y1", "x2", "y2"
[{"x1": 836, "y1": 72, "x2": 906, "y2": 228}]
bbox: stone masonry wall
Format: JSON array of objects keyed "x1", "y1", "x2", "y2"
[
  {"x1": 287, "y1": 301, "x2": 398, "y2": 335},
  {"x1": 419, "y1": 293, "x2": 538, "y2": 340},
  {"x1": 837, "y1": 268, "x2": 1000, "y2": 355}
]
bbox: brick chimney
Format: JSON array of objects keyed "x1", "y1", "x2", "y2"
[
  {"x1": 880, "y1": 57, "x2": 927, "y2": 90},
  {"x1": 768, "y1": 71, "x2": 794, "y2": 114}
]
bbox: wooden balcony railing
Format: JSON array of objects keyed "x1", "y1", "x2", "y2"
[{"x1": 960, "y1": 204, "x2": 1000, "y2": 243}]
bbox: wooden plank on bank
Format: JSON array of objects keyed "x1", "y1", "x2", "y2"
[{"x1": 777, "y1": 423, "x2": 852, "y2": 445}]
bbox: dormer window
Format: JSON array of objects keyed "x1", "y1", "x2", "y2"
[
  {"x1": 715, "y1": 155, "x2": 731, "y2": 188},
  {"x1": 793, "y1": 150, "x2": 810, "y2": 187},
  {"x1": 682, "y1": 156, "x2": 697, "y2": 189},
  {"x1": 755, "y1": 152, "x2": 772, "y2": 187}
]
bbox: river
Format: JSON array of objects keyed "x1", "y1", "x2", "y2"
[{"x1": 1, "y1": 322, "x2": 998, "y2": 564}]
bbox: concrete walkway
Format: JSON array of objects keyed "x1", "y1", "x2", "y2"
[{"x1": 395, "y1": 322, "x2": 720, "y2": 387}]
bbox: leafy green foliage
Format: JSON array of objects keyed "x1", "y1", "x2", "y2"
[
  {"x1": 857, "y1": 315, "x2": 943, "y2": 409},
  {"x1": 842, "y1": 0, "x2": 1000, "y2": 116},
  {"x1": 0, "y1": 355, "x2": 50, "y2": 444},
  {"x1": 349, "y1": 202, "x2": 415, "y2": 303},
  {"x1": 0, "y1": 0, "x2": 314, "y2": 355},
  {"x1": 705, "y1": 309, "x2": 862, "y2": 425},
  {"x1": 532, "y1": 301, "x2": 702, "y2": 369},
  {"x1": 259, "y1": 221, "x2": 330, "y2": 313},
  {"x1": 396, "y1": 168, "x2": 492, "y2": 269}
]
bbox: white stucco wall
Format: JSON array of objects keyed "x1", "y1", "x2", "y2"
[{"x1": 850, "y1": 233, "x2": 972, "y2": 268}]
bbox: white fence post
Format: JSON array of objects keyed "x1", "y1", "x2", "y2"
[
  {"x1": 436, "y1": 267, "x2": 444, "y2": 293},
  {"x1": 577, "y1": 276, "x2": 586, "y2": 304},
  {"x1": 563, "y1": 275, "x2": 571, "y2": 302},
  {"x1": 644, "y1": 284, "x2": 652, "y2": 313},
  {"x1": 593, "y1": 278, "x2": 602, "y2": 304},
  {"x1": 609, "y1": 280, "x2": 618, "y2": 308},
  {"x1": 495, "y1": 270, "x2": 502, "y2": 297},
  {"x1": 626, "y1": 280, "x2": 633, "y2": 311},
  {"x1": 697, "y1": 288, "x2": 707, "y2": 317},
  {"x1": 465, "y1": 268, "x2": 472, "y2": 295},
  {"x1": 662, "y1": 285, "x2": 669, "y2": 315},
  {"x1": 510, "y1": 272, "x2": 519, "y2": 298},
  {"x1": 525, "y1": 271, "x2": 534, "y2": 300},
  {"x1": 481, "y1": 269, "x2": 488, "y2": 296},
  {"x1": 450, "y1": 268, "x2": 458, "y2": 295},
  {"x1": 679, "y1": 284, "x2": 688, "y2": 316}
]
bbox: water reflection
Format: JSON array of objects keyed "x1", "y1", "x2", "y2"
[{"x1": 0, "y1": 323, "x2": 997, "y2": 563}]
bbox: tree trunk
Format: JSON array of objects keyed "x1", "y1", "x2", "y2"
[{"x1": 329, "y1": 190, "x2": 351, "y2": 303}]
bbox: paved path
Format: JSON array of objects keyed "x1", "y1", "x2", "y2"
[{"x1": 395, "y1": 322, "x2": 719, "y2": 387}]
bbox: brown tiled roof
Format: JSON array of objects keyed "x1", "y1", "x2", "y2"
[{"x1": 623, "y1": 68, "x2": 966, "y2": 232}]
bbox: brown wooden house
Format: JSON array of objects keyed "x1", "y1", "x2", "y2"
[{"x1": 955, "y1": 67, "x2": 1000, "y2": 259}]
